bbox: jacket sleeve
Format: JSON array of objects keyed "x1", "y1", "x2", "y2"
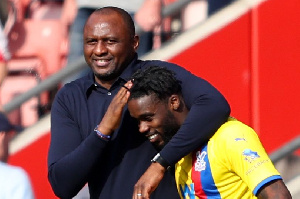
[
  {"x1": 47, "y1": 86, "x2": 108, "y2": 198},
  {"x1": 155, "y1": 61, "x2": 231, "y2": 165}
]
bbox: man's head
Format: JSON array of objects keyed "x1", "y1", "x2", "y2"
[
  {"x1": 128, "y1": 66, "x2": 188, "y2": 149},
  {"x1": 83, "y1": 7, "x2": 139, "y2": 88}
]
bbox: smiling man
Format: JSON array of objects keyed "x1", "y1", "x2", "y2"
[
  {"x1": 126, "y1": 66, "x2": 292, "y2": 199},
  {"x1": 48, "y1": 7, "x2": 231, "y2": 199}
]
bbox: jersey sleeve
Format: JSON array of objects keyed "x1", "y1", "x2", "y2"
[{"x1": 218, "y1": 120, "x2": 282, "y2": 195}]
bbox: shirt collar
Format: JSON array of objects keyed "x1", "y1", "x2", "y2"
[
  {"x1": 81, "y1": 54, "x2": 141, "y2": 94},
  {"x1": 119, "y1": 54, "x2": 141, "y2": 81}
]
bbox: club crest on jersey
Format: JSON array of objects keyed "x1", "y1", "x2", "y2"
[
  {"x1": 194, "y1": 151, "x2": 207, "y2": 171},
  {"x1": 243, "y1": 149, "x2": 260, "y2": 163}
]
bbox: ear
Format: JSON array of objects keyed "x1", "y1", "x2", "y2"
[
  {"x1": 133, "y1": 35, "x2": 139, "y2": 50},
  {"x1": 169, "y1": 95, "x2": 181, "y2": 111}
]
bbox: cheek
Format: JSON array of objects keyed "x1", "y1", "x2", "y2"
[
  {"x1": 84, "y1": 46, "x2": 93, "y2": 56},
  {"x1": 113, "y1": 43, "x2": 133, "y2": 56},
  {"x1": 151, "y1": 119, "x2": 164, "y2": 129}
]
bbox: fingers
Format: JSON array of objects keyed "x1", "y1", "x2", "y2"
[
  {"x1": 122, "y1": 84, "x2": 130, "y2": 91},
  {"x1": 98, "y1": 83, "x2": 130, "y2": 133},
  {"x1": 124, "y1": 80, "x2": 133, "y2": 90},
  {"x1": 117, "y1": 81, "x2": 133, "y2": 101},
  {"x1": 132, "y1": 185, "x2": 150, "y2": 199},
  {"x1": 132, "y1": 163, "x2": 166, "y2": 199}
]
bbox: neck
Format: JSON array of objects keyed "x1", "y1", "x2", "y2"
[
  {"x1": 95, "y1": 78, "x2": 116, "y2": 90},
  {"x1": 173, "y1": 103, "x2": 189, "y2": 126},
  {"x1": 178, "y1": 108, "x2": 189, "y2": 126}
]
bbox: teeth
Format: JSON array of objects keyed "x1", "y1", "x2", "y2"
[{"x1": 149, "y1": 134, "x2": 157, "y2": 140}]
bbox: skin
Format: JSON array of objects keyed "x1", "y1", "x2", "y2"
[
  {"x1": 0, "y1": 130, "x2": 14, "y2": 162},
  {"x1": 128, "y1": 95, "x2": 186, "y2": 150},
  {"x1": 0, "y1": 62, "x2": 7, "y2": 110},
  {"x1": 98, "y1": 81, "x2": 132, "y2": 135},
  {"x1": 83, "y1": 9, "x2": 139, "y2": 90},
  {"x1": 128, "y1": 94, "x2": 187, "y2": 199},
  {"x1": 257, "y1": 179, "x2": 292, "y2": 199}
]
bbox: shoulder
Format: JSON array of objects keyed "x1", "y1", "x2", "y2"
[
  {"x1": 141, "y1": 59, "x2": 181, "y2": 70},
  {"x1": 56, "y1": 75, "x2": 91, "y2": 99},
  {"x1": 0, "y1": 163, "x2": 34, "y2": 198},
  {"x1": 141, "y1": 59, "x2": 195, "y2": 78},
  {"x1": 0, "y1": 163, "x2": 30, "y2": 180},
  {"x1": 217, "y1": 118, "x2": 256, "y2": 138},
  {"x1": 211, "y1": 118, "x2": 258, "y2": 148},
  {"x1": 0, "y1": 163, "x2": 32, "y2": 186}
]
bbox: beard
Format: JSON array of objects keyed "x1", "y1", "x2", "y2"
[
  {"x1": 155, "y1": 110, "x2": 180, "y2": 150},
  {"x1": 94, "y1": 69, "x2": 120, "y2": 81}
]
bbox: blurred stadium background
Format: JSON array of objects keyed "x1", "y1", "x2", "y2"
[{"x1": 1, "y1": 0, "x2": 299, "y2": 198}]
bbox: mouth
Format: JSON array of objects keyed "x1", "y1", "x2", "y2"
[
  {"x1": 146, "y1": 132, "x2": 160, "y2": 143},
  {"x1": 148, "y1": 133, "x2": 158, "y2": 141},
  {"x1": 93, "y1": 58, "x2": 112, "y2": 67}
]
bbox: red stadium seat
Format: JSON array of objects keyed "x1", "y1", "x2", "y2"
[{"x1": 2, "y1": 0, "x2": 72, "y2": 127}]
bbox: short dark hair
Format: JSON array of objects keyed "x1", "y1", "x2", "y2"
[
  {"x1": 129, "y1": 66, "x2": 182, "y2": 101},
  {"x1": 95, "y1": 6, "x2": 136, "y2": 38}
]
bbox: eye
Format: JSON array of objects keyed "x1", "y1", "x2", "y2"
[
  {"x1": 106, "y1": 38, "x2": 117, "y2": 44},
  {"x1": 86, "y1": 39, "x2": 97, "y2": 45},
  {"x1": 143, "y1": 116, "x2": 153, "y2": 122}
]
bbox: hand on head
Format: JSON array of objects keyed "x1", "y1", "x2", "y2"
[{"x1": 97, "y1": 80, "x2": 132, "y2": 135}]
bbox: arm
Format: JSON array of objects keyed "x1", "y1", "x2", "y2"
[
  {"x1": 223, "y1": 120, "x2": 291, "y2": 198},
  {"x1": 161, "y1": 63, "x2": 230, "y2": 164},
  {"x1": 257, "y1": 179, "x2": 292, "y2": 199},
  {"x1": 48, "y1": 83, "x2": 131, "y2": 198},
  {"x1": 133, "y1": 61, "x2": 230, "y2": 197}
]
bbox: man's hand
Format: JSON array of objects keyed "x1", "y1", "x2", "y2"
[
  {"x1": 132, "y1": 163, "x2": 166, "y2": 199},
  {"x1": 97, "y1": 81, "x2": 132, "y2": 135}
]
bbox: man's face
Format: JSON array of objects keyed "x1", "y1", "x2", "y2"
[
  {"x1": 128, "y1": 95, "x2": 180, "y2": 149},
  {"x1": 83, "y1": 12, "x2": 139, "y2": 84}
]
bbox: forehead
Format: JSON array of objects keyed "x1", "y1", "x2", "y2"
[
  {"x1": 84, "y1": 12, "x2": 128, "y2": 36},
  {"x1": 128, "y1": 95, "x2": 163, "y2": 118}
]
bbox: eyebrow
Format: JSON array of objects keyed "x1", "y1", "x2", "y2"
[{"x1": 137, "y1": 113, "x2": 154, "y2": 120}]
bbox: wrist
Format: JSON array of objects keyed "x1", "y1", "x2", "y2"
[
  {"x1": 94, "y1": 125, "x2": 111, "y2": 141},
  {"x1": 150, "y1": 161, "x2": 167, "y2": 174},
  {"x1": 96, "y1": 124, "x2": 112, "y2": 135},
  {"x1": 151, "y1": 153, "x2": 170, "y2": 170}
]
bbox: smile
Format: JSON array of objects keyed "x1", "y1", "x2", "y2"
[
  {"x1": 94, "y1": 59, "x2": 111, "y2": 67},
  {"x1": 148, "y1": 134, "x2": 158, "y2": 141}
]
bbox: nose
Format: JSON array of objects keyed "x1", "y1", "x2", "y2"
[
  {"x1": 139, "y1": 121, "x2": 149, "y2": 134},
  {"x1": 94, "y1": 41, "x2": 108, "y2": 55}
]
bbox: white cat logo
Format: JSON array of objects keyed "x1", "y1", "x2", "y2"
[{"x1": 194, "y1": 151, "x2": 207, "y2": 172}]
